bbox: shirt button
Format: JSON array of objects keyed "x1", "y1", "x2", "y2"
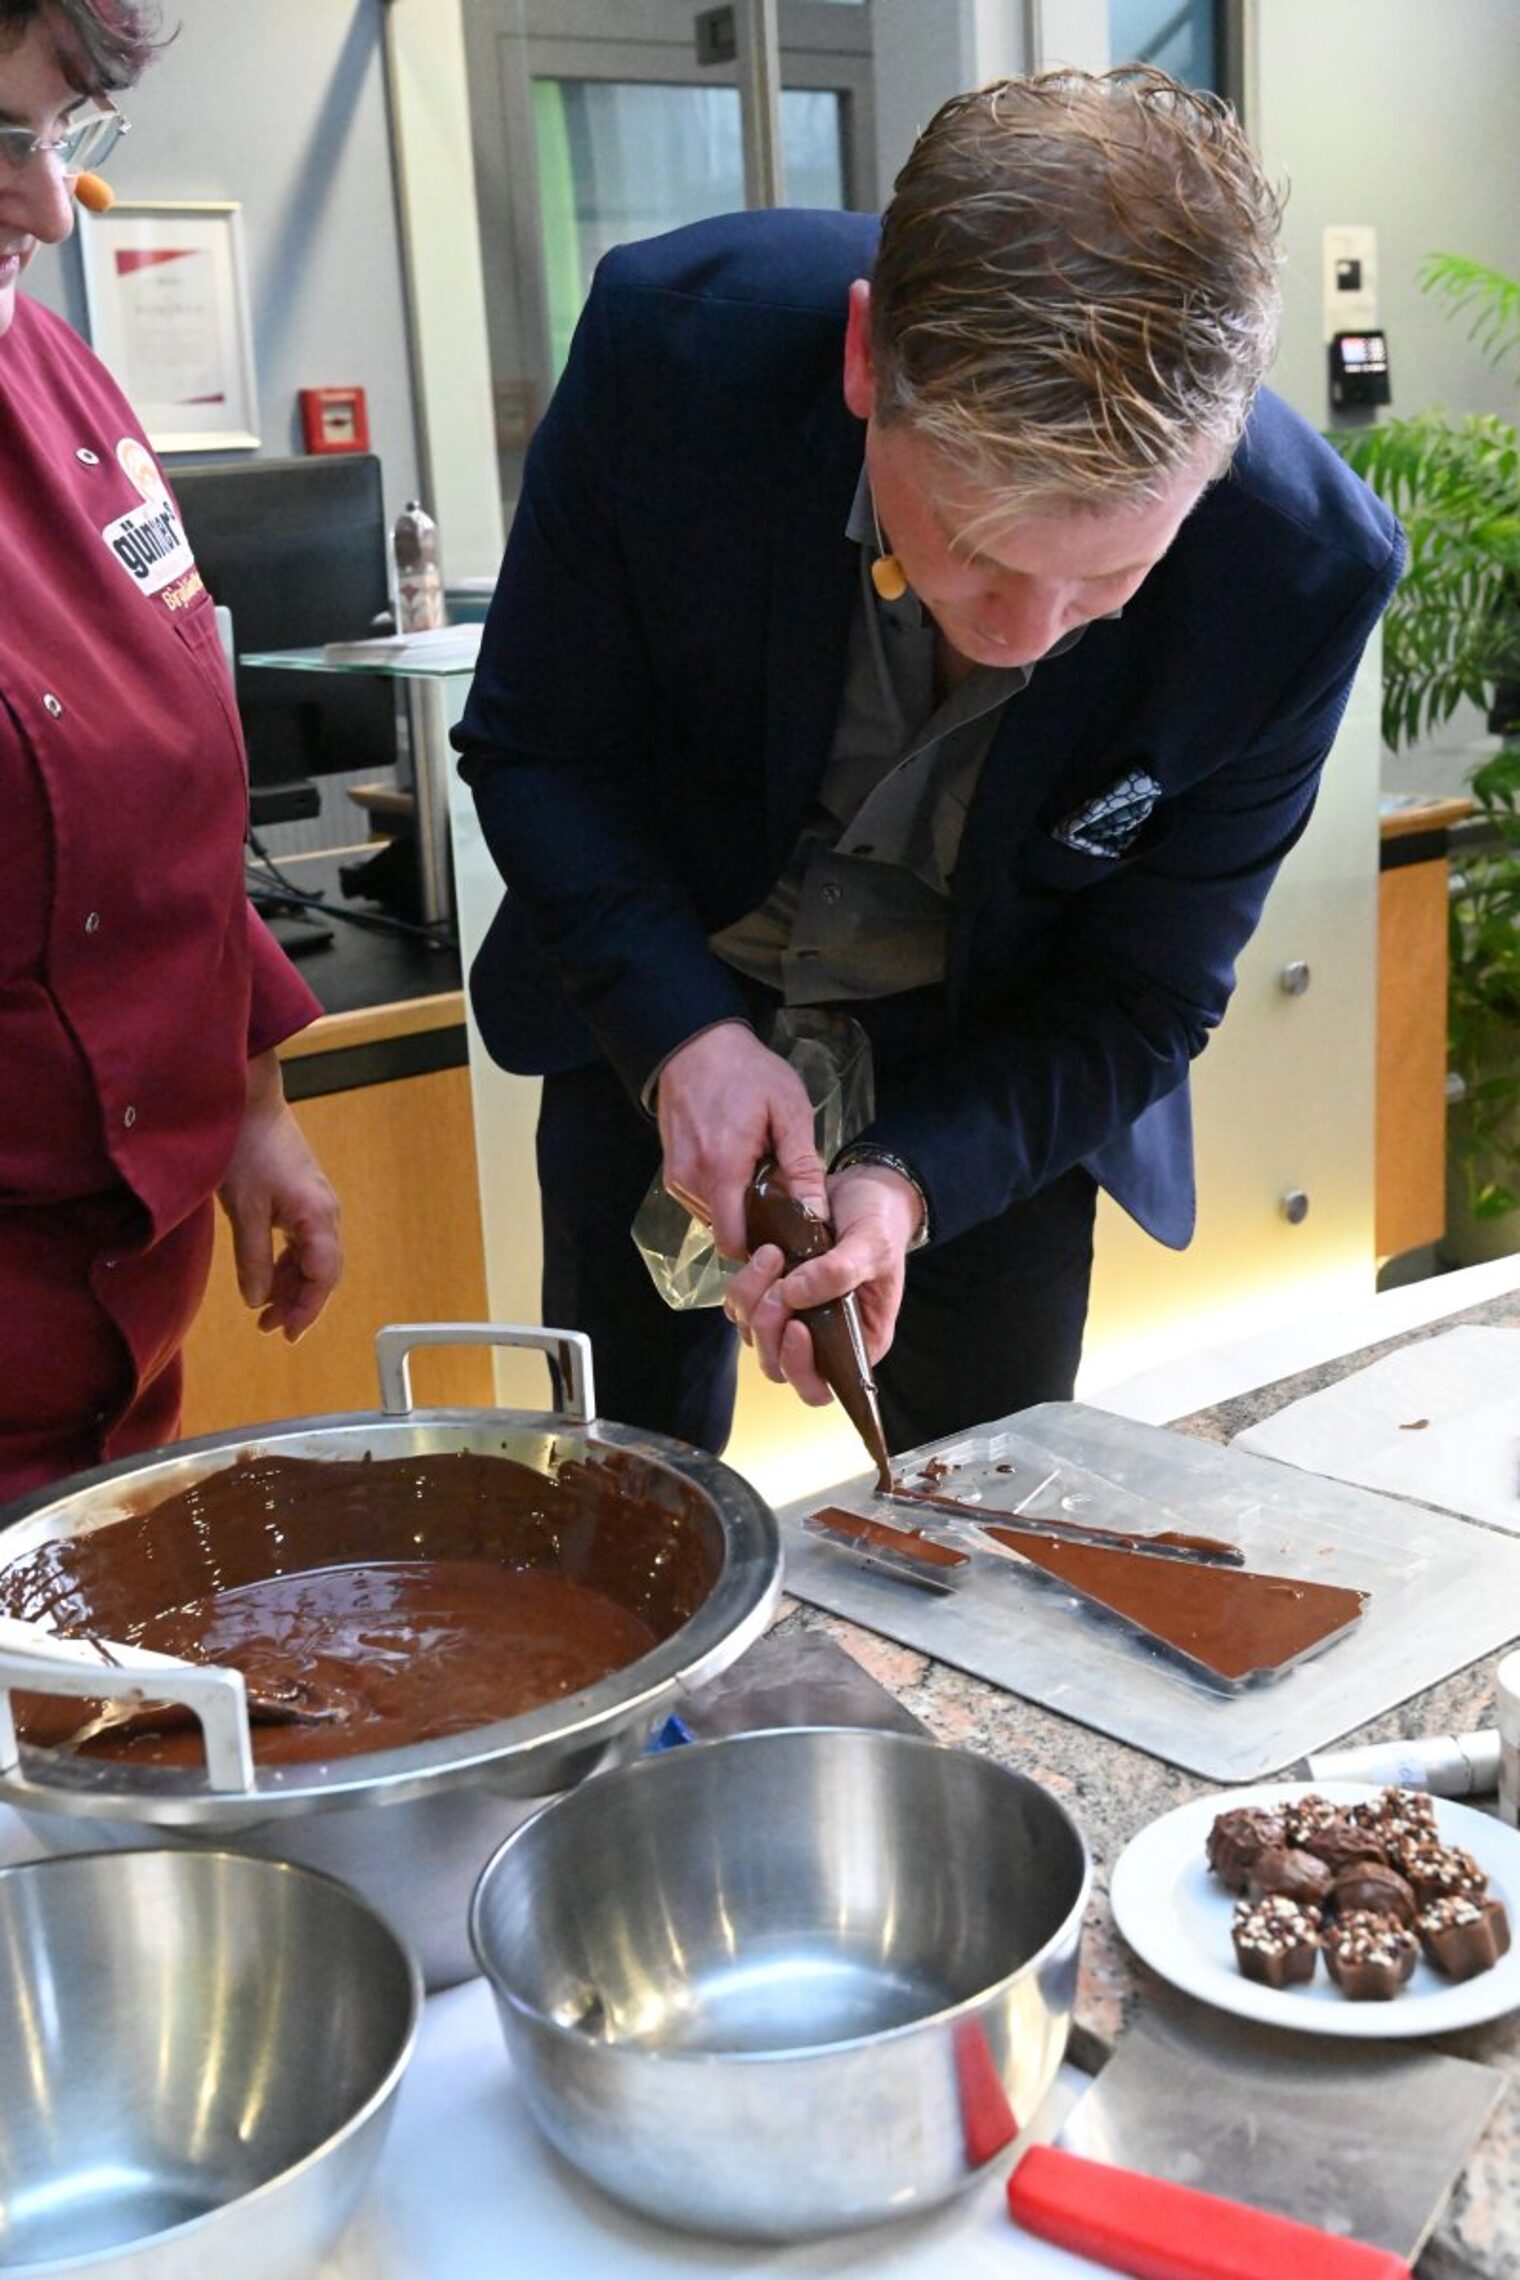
[
  {"x1": 76, "y1": 447, "x2": 101, "y2": 466},
  {"x1": 84, "y1": 912, "x2": 101, "y2": 935},
  {"x1": 42, "y1": 693, "x2": 63, "y2": 718},
  {"x1": 821, "y1": 882, "x2": 843, "y2": 906},
  {"x1": 123, "y1": 1105, "x2": 137, "y2": 1129}
]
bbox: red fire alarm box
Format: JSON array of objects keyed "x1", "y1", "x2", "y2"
[{"x1": 300, "y1": 386, "x2": 371, "y2": 455}]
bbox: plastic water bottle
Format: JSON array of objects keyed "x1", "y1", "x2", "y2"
[{"x1": 393, "y1": 499, "x2": 446, "y2": 633}]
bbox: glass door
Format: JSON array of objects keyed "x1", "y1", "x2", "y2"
[{"x1": 463, "y1": 0, "x2": 873, "y2": 509}]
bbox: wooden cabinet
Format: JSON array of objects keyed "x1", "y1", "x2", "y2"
[{"x1": 1375, "y1": 798, "x2": 1469, "y2": 1259}]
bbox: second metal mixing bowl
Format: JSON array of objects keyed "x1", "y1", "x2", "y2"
[
  {"x1": 470, "y1": 1725, "x2": 1090, "y2": 2240},
  {"x1": 0, "y1": 1849, "x2": 420, "y2": 2277}
]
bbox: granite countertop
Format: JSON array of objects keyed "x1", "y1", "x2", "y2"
[{"x1": 771, "y1": 1283, "x2": 1520, "y2": 2279}]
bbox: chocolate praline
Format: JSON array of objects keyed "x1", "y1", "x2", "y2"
[
  {"x1": 1323, "y1": 1909, "x2": 1418, "y2": 2000},
  {"x1": 1327, "y1": 1860, "x2": 1417, "y2": 1926},
  {"x1": 1207, "y1": 1806, "x2": 1287, "y2": 1893},
  {"x1": 1418, "y1": 1894, "x2": 1512, "y2": 1982},
  {"x1": 1246, "y1": 1846, "x2": 1334, "y2": 1908},
  {"x1": 1232, "y1": 1893, "x2": 1321, "y2": 1988},
  {"x1": 1401, "y1": 1839, "x2": 1488, "y2": 1910}
]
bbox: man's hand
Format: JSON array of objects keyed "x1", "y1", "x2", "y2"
[
  {"x1": 724, "y1": 1160, "x2": 922, "y2": 1403},
  {"x1": 657, "y1": 1021, "x2": 827, "y2": 1259},
  {"x1": 216, "y1": 1050, "x2": 342, "y2": 1341}
]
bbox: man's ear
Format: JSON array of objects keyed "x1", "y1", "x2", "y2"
[{"x1": 842, "y1": 278, "x2": 876, "y2": 421}]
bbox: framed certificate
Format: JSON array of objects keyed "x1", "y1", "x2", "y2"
[{"x1": 80, "y1": 199, "x2": 260, "y2": 452}]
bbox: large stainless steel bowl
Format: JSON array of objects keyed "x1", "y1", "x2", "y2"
[
  {"x1": 0, "y1": 1326, "x2": 782, "y2": 1989},
  {"x1": 470, "y1": 1726, "x2": 1090, "y2": 2240},
  {"x1": 0, "y1": 1848, "x2": 420, "y2": 2277}
]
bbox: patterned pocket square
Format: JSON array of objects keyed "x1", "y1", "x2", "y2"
[{"x1": 1050, "y1": 768, "x2": 1162, "y2": 858}]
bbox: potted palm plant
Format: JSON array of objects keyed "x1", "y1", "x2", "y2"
[{"x1": 1334, "y1": 255, "x2": 1520, "y2": 1261}]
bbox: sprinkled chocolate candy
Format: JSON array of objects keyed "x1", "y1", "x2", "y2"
[
  {"x1": 1327, "y1": 1860, "x2": 1417, "y2": 1926},
  {"x1": 1245, "y1": 1846, "x2": 1333, "y2": 1909},
  {"x1": 1323, "y1": 1909, "x2": 1418, "y2": 2000},
  {"x1": 1417, "y1": 1894, "x2": 1512, "y2": 1982},
  {"x1": 1281, "y1": 1793, "x2": 1341, "y2": 1851},
  {"x1": 1367, "y1": 1788, "x2": 1440, "y2": 1870},
  {"x1": 1207, "y1": 1806, "x2": 1287, "y2": 1894},
  {"x1": 1400, "y1": 1838, "x2": 1488, "y2": 1910},
  {"x1": 1232, "y1": 1893, "x2": 1321, "y2": 1988}
]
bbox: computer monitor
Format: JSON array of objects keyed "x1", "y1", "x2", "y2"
[{"x1": 172, "y1": 455, "x2": 397, "y2": 820}]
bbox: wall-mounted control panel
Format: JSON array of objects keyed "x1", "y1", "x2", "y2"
[{"x1": 1323, "y1": 225, "x2": 1389, "y2": 412}]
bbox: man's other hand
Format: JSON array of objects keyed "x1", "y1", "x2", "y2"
[{"x1": 656, "y1": 1021, "x2": 827, "y2": 1260}]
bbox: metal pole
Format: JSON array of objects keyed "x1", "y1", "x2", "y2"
[{"x1": 736, "y1": 0, "x2": 785, "y2": 209}]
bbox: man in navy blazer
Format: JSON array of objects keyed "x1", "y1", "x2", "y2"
[{"x1": 456, "y1": 68, "x2": 1402, "y2": 1457}]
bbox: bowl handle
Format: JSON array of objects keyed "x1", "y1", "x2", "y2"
[
  {"x1": 0, "y1": 1619, "x2": 257, "y2": 1793},
  {"x1": 374, "y1": 1323, "x2": 597, "y2": 1422}
]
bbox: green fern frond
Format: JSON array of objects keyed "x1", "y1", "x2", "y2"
[{"x1": 1419, "y1": 254, "x2": 1520, "y2": 376}]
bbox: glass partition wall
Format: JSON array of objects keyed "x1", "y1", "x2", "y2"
[{"x1": 462, "y1": 0, "x2": 873, "y2": 511}]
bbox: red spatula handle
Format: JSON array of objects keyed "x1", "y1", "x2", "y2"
[{"x1": 1008, "y1": 2146, "x2": 1413, "y2": 2280}]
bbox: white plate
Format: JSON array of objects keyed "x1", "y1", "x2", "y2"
[{"x1": 1110, "y1": 1781, "x2": 1520, "y2": 2038}]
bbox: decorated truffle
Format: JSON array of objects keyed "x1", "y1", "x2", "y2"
[
  {"x1": 1281, "y1": 1793, "x2": 1341, "y2": 1852},
  {"x1": 1400, "y1": 1839, "x2": 1488, "y2": 1910},
  {"x1": 1245, "y1": 1846, "x2": 1334, "y2": 1909},
  {"x1": 1232, "y1": 1893, "x2": 1321, "y2": 1988},
  {"x1": 1207, "y1": 1806, "x2": 1287, "y2": 1893},
  {"x1": 1417, "y1": 1894, "x2": 1512, "y2": 1982},
  {"x1": 1323, "y1": 1909, "x2": 1418, "y2": 2000},
  {"x1": 1327, "y1": 1860, "x2": 1417, "y2": 1926},
  {"x1": 1362, "y1": 1788, "x2": 1440, "y2": 1869}
]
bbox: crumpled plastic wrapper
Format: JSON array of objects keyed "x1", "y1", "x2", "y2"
[{"x1": 633, "y1": 1007, "x2": 874, "y2": 1310}]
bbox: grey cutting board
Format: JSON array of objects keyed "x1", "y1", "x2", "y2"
[
  {"x1": 1055, "y1": 1992, "x2": 1506, "y2": 2259},
  {"x1": 776, "y1": 1402, "x2": 1520, "y2": 1779}
]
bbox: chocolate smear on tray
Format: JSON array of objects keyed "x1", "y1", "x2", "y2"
[
  {"x1": 805, "y1": 1507, "x2": 970, "y2": 1572},
  {"x1": 970, "y1": 1521, "x2": 1367, "y2": 1683},
  {"x1": 887, "y1": 1482, "x2": 1244, "y2": 1566}
]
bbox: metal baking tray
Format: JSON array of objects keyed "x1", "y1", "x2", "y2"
[{"x1": 777, "y1": 1403, "x2": 1520, "y2": 1780}]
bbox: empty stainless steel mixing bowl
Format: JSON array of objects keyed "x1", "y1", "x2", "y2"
[
  {"x1": 0, "y1": 1849, "x2": 420, "y2": 2277},
  {"x1": 470, "y1": 1726, "x2": 1089, "y2": 2240}
]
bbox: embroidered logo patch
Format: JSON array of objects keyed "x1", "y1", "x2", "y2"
[
  {"x1": 1051, "y1": 768, "x2": 1162, "y2": 858},
  {"x1": 101, "y1": 436, "x2": 197, "y2": 596}
]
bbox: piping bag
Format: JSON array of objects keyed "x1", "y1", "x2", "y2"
[{"x1": 744, "y1": 1162, "x2": 893, "y2": 1493}]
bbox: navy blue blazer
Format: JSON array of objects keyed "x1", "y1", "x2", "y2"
[{"x1": 456, "y1": 210, "x2": 1403, "y2": 1251}]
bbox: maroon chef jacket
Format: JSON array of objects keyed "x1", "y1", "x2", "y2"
[{"x1": 0, "y1": 296, "x2": 321, "y2": 1503}]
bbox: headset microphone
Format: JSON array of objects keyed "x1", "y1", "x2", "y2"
[
  {"x1": 868, "y1": 493, "x2": 908, "y2": 601},
  {"x1": 75, "y1": 172, "x2": 114, "y2": 213},
  {"x1": 870, "y1": 552, "x2": 908, "y2": 602}
]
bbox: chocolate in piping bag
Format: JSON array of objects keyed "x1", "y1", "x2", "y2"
[{"x1": 744, "y1": 1164, "x2": 893, "y2": 1492}]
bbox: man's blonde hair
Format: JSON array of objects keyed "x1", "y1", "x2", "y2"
[{"x1": 870, "y1": 67, "x2": 1284, "y2": 514}]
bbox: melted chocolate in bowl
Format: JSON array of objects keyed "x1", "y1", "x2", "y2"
[{"x1": 0, "y1": 1450, "x2": 720, "y2": 1768}]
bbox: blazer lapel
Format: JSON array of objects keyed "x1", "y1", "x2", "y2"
[{"x1": 759, "y1": 385, "x2": 862, "y2": 877}]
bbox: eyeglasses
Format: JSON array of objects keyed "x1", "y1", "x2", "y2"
[{"x1": 0, "y1": 101, "x2": 130, "y2": 180}]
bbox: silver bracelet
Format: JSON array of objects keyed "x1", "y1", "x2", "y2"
[{"x1": 832, "y1": 1145, "x2": 931, "y2": 1250}]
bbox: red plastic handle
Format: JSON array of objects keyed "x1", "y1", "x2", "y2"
[{"x1": 1008, "y1": 2146, "x2": 1414, "y2": 2280}]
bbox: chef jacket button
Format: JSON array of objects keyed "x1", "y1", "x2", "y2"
[
  {"x1": 42, "y1": 693, "x2": 63, "y2": 718},
  {"x1": 123, "y1": 1105, "x2": 137, "y2": 1129},
  {"x1": 76, "y1": 447, "x2": 101, "y2": 465},
  {"x1": 84, "y1": 912, "x2": 101, "y2": 935}
]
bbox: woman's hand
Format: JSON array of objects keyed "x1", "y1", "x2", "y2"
[{"x1": 216, "y1": 1050, "x2": 342, "y2": 1340}]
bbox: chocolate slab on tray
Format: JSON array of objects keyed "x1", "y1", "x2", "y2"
[{"x1": 778, "y1": 1402, "x2": 1520, "y2": 1780}]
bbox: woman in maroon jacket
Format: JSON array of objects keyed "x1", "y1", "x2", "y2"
[{"x1": 0, "y1": 0, "x2": 342, "y2": 1501}]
